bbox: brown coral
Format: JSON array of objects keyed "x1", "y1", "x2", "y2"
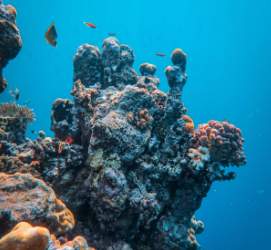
[
  {"x1": 126, "y1": 108, "x2": 153, "y2": 130},
  {"x1": 0, "y1": 102, "x2": 35, "y2": 125},
  {"x1": 0, "y1": 156, "x2": 41, "y2": 178},
  {"x1": 182, "y1": 115, "x2": 194, "y2": 134},
  {"x1": 48, "y1": 235, "x2": 96, "y2": 250},
  {"x1": 0, "y1": 173, "x2": 75, "y2": 235},
  {"x1": 0, "y1": 222, "x2": 50, "y2": 250}
]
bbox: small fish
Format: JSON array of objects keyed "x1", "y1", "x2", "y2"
[
  {"x1": 108, "y1": 33, "x2": 116, "y2": 36},
  {"x1": 222, "y1": 119, "x2": 230, "y2": 123},
  {"x1": 9, "y1": 86, "x2": 19, "y2": 101},
  {"x1": 84, "y1": 22, "x2": 97, "y2": 29},
  {"x1": 24, "y1": 98, "x2": 31, "y2": 106},
  {"x1": 45, "y1": 23, "x2": 57, "y2": 47},
  {"x1": 156, "y1": 53, "x2": 166, "y2": 57},
  {"x1": 255, "y1": 190, "x2": 264, "y2": 195},
  {"x1": 31, "y1": 130, "x2": 36, "y2": 134},
  {"x1": 64, "y1": 136, "x2": 73, "y2": 145}
]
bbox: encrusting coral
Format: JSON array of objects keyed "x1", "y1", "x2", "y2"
[
  {"x1": 0, "y1": 222, "x2": 50, "y2": 250},
  {"x1": 0, "y1": 173, "x2": 75, "y2": 236},
  {"x1": 0, "y1": 2, "x2": 247, "y2": 249}
]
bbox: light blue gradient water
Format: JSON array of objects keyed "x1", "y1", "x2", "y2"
[{"x1": 1, "y1": 0, "x2": 271, "y2": 249}]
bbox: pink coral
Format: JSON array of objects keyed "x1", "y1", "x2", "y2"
[{"x1": 194, "y1": 120, "x2": 246, "y2": 166}]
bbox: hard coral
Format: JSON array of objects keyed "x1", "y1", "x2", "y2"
[
  {"x1": 0, "y1": 173, "x2": 75, "y2": 236},
  {"x1": 0, "y1": 103, "x2": 35, "y2": 143},
  {"x1": 126, "y1": 108, "x2": 153, "y2": 130},
  {"x1": 48, "y1": 235, "x2": 96, "y2": 250},
  {"x1": 50, "y1": 98, "x2": 74, "y2": 141},
  {"x1": 73, "y1": 43, "x2": 101, "y2": 87},
  {"x1": 194, "y1": 120, "x2": 246, "y2": 166},
  {"x1": 188, "y1": 146, "x2": 210, "y2": 170},
  {"x1": 0, "y1": 222, "x2": 50, "y2": 250},
  {"x1": 0, "y1": 102, "x2": 35, "y2": 124}
]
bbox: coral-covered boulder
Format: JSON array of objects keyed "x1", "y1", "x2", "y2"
[
  {"x1": 0, "y1": 222, "x2": 50, "y2": 250},
  {"x1": 0, "y1": 173, "x2": 75, "y2": 236},
  {"x1": 50, "y1": 98, "x2": 74, "y2": 140},
  {"x1": 73, "y1": 44, "x2": 101, "y2": 87}
]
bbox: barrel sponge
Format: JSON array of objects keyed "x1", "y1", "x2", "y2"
[
  {"x1": 0, "y1": 222, "x2": 50, "y2": 250},
  {"x1": 0, "y1": 173, "x2": 75, "y2": 235}
]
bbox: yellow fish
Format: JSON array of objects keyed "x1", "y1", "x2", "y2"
[{"x1": 45, "y1": 23, "x2": 57, "y2": 47}]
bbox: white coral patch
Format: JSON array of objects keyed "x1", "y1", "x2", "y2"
[{"x1": 188, "y1": 146, "x2": 210, "y2": 170}]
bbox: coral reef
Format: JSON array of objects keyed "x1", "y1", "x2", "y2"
[
  {"x1": 0, "y1": 1, "x2": 22, "y2": 93},
  {"x1": 0, "y1": 222, "x2": 50, "y2": 250},
  {"x1": 0, "y1": 4, "x2": 247, "y2": 249}
]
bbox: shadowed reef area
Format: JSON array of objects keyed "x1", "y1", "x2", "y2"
[{"x1": 0, "y1": 2, "x2": 246, "y2": 250}]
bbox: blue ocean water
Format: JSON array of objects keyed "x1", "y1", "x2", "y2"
[{"x1": 1, "y1": 0, "x2": 271, "y2": 249}]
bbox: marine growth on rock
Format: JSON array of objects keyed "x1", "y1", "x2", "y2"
[{"x1": 0, "y1": 2, "x2": 247, "y2": 250}]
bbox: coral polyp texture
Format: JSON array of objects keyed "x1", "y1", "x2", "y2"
[
  {"x1": 0, "y1": 1, "x2": 22, "y2": 93},
  {"x1": 0, "y1": 2, "x2": 247, "y2": 249}
]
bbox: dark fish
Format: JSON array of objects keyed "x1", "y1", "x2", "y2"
[
  {"x1": 156, "y1": 53, "x2": 166, "y2": 57},
  {"x1": 222, "y1": 119, "x2": 230, "y2": 123},
  {"x1": 31, "y1": 130, "x2": 36, "y2": 134},
  {"x1": 9, "y1": 86, "x2": 19, "y2": 101},
  {"x1": 84, "y1": 22, "x2": 97, "y2": 29},
  {"x1": 24, "y1": 98, "x2": 31, "y2": 106},
  {"x1": 108, "y1": 33, "x2": 116, "y2": 36},
  {"x1": 45, "y1": 23, "x2": 57, "y2": 47}
]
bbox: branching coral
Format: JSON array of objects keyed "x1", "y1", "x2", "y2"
[
  {"x1": 0, "y1": 102, "x2": 35, "y2": 125},
  {"x1": 194, "y1": 120, "x2": 246, "y2": 166}
]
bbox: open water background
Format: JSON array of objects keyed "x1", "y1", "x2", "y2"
[{"x1": 1, "y1": 0, "x2": 271, "y2": 249}]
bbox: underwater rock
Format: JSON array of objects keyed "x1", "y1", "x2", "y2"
[
  {"x1": 0, "y1": 2, "x2": 22, "y2": 93},
  {"x1": 0, "y1": 222, "x2": 50, "y2": 250},
  {"x1": 73, "y1": 44, "x2": 101, "y2": 88},
  {"x1": 50, "y1": 98, "x2": 74, "y2": 141},
  {"x1": 0, "y1": 173, "x2": 75, "y2": 236},
  {"x1": 73, "y1": 37, "x2": 138, "y2": 91}
]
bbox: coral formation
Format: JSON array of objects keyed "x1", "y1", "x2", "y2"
[
  {"x1": 0, "y1": 3, "x2": 247, "y2": 249},
  {"x1": 0, "y1": 222, "x2": 50, "y2": 250},
  {"x1": 0, "y1": 173, "x2": 74, "y2": 236},
  {"x1": 0, "y1": 102, "x2": 35, "y2": 143},
  {"x1": 0, "y1": 1, "x2": 22, "y2": 93},
  {"x1": 193, "y1": 120, "x2": 246, "y2": 166}
]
